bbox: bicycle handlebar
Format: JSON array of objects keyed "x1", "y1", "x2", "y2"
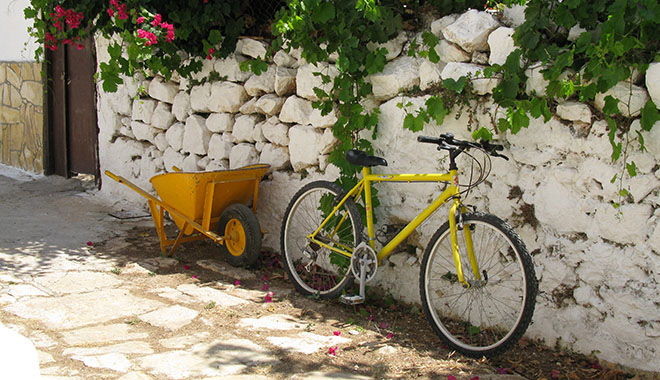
[{"x1": 417, "y1": 133, "x2": 509, "y2": 160}]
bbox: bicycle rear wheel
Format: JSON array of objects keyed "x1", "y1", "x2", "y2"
[
  {"x1": 420, "y1": 212, "x2": 537, "y2": 357},
  {"x1": 280, "y1": 181, "x2": 362, "y2": 299}
]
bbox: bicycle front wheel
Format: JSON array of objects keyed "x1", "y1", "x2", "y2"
[
  {"x1": 280, "y1": 181, "x2": 362, "y2": 299},
  {"x1": 420, "y1": 212, "x2": 537, "y2": 357}
]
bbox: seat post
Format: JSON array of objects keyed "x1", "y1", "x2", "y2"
[{"x1": 362, "y1": 166, "x2": 375, "y2": 249}]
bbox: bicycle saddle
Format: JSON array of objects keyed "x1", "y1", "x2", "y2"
[{"x1": 346, "y1": 150, "x2": 388, "y2": 167}]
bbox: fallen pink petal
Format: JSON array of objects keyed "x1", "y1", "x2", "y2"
[
  {"x1": 328, "y1": 346, "x2": 337, "y2": 355},
  {"x1": 234, "y1": 279, "x2": 240, "y2": 286},
  {"x1": 550, "y1": 369, "x2": 560, "y2": 379},
  {"x1": 333, "y1": 331, "x2": 341, "y2": 336},
  {"x1": 368, "y1": 314, "x2": 375, "y2": 321},
  {"x1": 261, "y1": 274, "x2": 269, "y2": 282},
  {"x1": 86, "y1": 241, "x2": 93, "y2": 246},
  {"x1": 447, "y1": 375, "x2": 457, "y2": 380},
  {"x1": 470, "y1": 377, "x2": 480, "y2": 380},
  {"x1": 183, "y1": 265, "x2": 191, "y2": 270},
  {"x1": 264, "y1": 291, "x2": 273, "y2": 303},
  {"x1": 496, "y1": 368, "x2": 509, "y2": 374},
  {"x1": 379, "y1": 322, "x2": 387, "y2": 329},
  {"x1": 386, "y1": 332, "x2": 394, "y2": 339},
  {"x1": 262, "y1": 283, "x2": 269, "y2": 291},
  {"x1": 191, "y1": 275, "x2": 198, "y2": 279}
]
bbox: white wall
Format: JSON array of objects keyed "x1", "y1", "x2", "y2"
[{"x1": 0, "y1": 0, "x2": 39, "y2": 61}]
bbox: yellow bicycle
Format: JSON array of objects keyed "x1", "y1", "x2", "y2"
[{"x1": 280, "y1": 133, "x2": 537, "y2": 357}]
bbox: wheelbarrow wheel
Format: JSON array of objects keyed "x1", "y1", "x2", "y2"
[{"x1": 217, "y1": 204, "x2": 262, "y2": 267}]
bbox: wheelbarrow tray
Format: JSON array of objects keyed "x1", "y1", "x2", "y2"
[{"x1": 105, "y1": 164, "x2": 269, "y2": 256}]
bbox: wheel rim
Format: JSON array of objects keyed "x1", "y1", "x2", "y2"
[
  {"x1": 225, "y1": 218, "x2": 246, "y2": 256},
  {"x1": 424, "y1": 219, "x2": 527, "y2": 353},
  {"x1": 283, "y1": 186, "x2": 357, "y2": 295}
]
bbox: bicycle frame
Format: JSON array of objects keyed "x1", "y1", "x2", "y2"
[{"x1": 307, "y1": 166, "x2": 483, "y2": 287}]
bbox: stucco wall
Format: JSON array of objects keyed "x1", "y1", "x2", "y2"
[{"x1": 95, "y1": 9, "x2": 660, "y2": 372}]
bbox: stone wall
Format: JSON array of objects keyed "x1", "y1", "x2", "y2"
[
  {"x1": 96, "y1": 8, "x2": 660, "y2": 372},
  {"x1": 0, "y1": 62, "x2": 44, "y2": 173}
]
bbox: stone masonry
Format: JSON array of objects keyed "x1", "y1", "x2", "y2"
[
  {"x1": 0, "y1": 62, "x2": 43, "y2": 173},
  {"x1": 95, "y1": 8, "x2": 660, "y2": 372}
]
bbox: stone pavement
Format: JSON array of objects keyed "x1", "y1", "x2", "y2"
[{"x1": 0, "y1": 166, "x2": 526, "y2": 380}]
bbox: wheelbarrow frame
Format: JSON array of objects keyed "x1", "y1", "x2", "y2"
[{"x1": 105, "y1": 164, "x2": 269, "y2": 257}]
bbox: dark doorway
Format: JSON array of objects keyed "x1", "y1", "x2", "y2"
[{"x1": 45, "y1": 36, "x2": 99, "y2": 180}]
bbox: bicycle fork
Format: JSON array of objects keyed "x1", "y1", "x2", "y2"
[{"x1": 448, "y1": 200, "x2": 483, "y2": 288}]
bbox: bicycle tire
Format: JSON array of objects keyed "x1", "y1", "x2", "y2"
[
  {"x1": 280, "y1": 181, "x2": 362, "y2": 299},
  {"x1": 420, "y1": 212, "x2": 537, "y2": 357}
]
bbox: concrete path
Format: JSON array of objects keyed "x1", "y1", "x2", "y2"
[{"x1": 0, "y1": 166, "x2": 526, "y2": 380}]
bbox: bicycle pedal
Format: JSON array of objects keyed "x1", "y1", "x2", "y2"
[{"x1": 340, "y1": 294, "x2": 365, "y2": 305}]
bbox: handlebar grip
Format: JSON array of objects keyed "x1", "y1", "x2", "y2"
[{"x1": 418, "y1": 135, "x2": 440, "y2": 144}]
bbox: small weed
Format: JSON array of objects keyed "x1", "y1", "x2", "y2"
[
  {"x1": 204, "y1": 301, "x2": 216, "y2": 310},
  {"x1": 112, "y1": 267, "x2": 121, "y2": 275},
  {"x1": 124, "y1": 317, "x2": 140, "y2": 325},
  {"x1": 305, "y1": 323, "x2": 316, "y2": 332},
  {"x1": 148, "y1": 271, "x2": 156, "y2": 277}
]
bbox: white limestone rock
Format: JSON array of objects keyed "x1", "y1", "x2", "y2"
[
  {"x1": 154, "y1": 133, "x2": 169, "y2": 152},
  {"x1": 252, "y1": 121, "x2": 266, "y2": 143},
  {"x1": 309, "y1": 107, "x2": 338, "y2": 129},
  {"x1": 229, "y1": 143, "x2": 260, "y2": 169},
  {"x1": 189, "y1": 58, "x2": 215, "y2": 82},
  {"x1": 279, "y1": 96, "x2": 312, "y2": 125},
  {"x1": 182, "y1": 154, "x2": 201, "y2": 172},
  {"x1": 442, "y1": 10, "x2": 500, "y2": 53},
  {"x1": 288, "y1": 125, "x2": 323, "y2": 171},
  {"x1": 206, "y1": 159, "x2": 228, "y2": 171},
  {"x1": 568, "y1": 25, "x2": 588, "y2": 42},
  {"x1": 430, "y1": 15, "x2": 458, "y2": 38},
  {"x1": 214, "y1": 54, "x2": 252, "y2": 83},
  {"x1": 182, "y1": 115, "x2": 211, "y2": 155},
  {"x1": 296, "y1": 62, "x2": 338, "y2": 101},
  {"x1": 646, "y1": 62, "x2": 660, "y2": 108},
  {"x1": 255, "y1": 94, "x2": 286, "y2": 116},
  {"x1": 163, "y1": 147, "x2": 185, "y2": 172},
  {"x1": 151, "y1": 102, "x2": 174, "y2": 130},
  {"x1": 236, "y1": 38, "x2": 268, "y2": 59},
  {"x1": 260, "y1": 144, "x2": 290, "y2": 170},
  {"x1": 239, "y1": 97, "x2": 259, "y2": 115},
  {"x1": 435, "y1": 40, "x2": 471, "y2": 63},
  {"x1": 172, "y1": 92, "x2": 191, "y2": 122},
  {"x1": 244, "y1": 66, "x2": 276, "y2": 97},
  {"x1": 189, "y1": 83, "x2": 212, "y2": 113},
  {"x1": 197, "y1": 156, "x2": 210, "y2": 169},
  {"x1": 440, "y1": 62, "x2": 500, "y2": 95},
  {"x1": 207, "y1": 134, "x2": 233, "y2": 161},
  {"x1": 131, "y1": 99, "x2": 157, "y2": 124},
  {"x1": 503, "y1": 4, "x2": 527, "y2": 27},
  {"x1": 275, "y1": 67, "x2": 297, "y2": 97},
  {"x1": 206, "y1": 113, "x2": 234, "y2": 133},
  {"x1": 649, "y1": 222, "x2": 660, "y2": 254},
  {"x1": 419, "y1": 60, "x2": 447, "y2": 91},
  {"x1": 556, "y1": 101, "x2": 592, "y2": 124},
  {"x1": 319, "y1": 129, "x2": 337, "y2": 154},
  {"x1": 209, "y1": 82, "x2": 248, "y2": 113},
  {"x1": 592, "y1": 204, "x2": 653, "y2": 245},
  {"x1": 165, "y1": 122, "x2": 185, "y2": 151},
  {"x1": 525, "y1": 63, "x2": 549, "y2": 96},
  {"x1": 594, "y1": 81, "x2": 649, "y2": 117},
  {"x1": 233, "y1": 114, "x2": 261, "y2": 143},
  {"x1": 148, "y1": 76, "x2": 178, "y2": 104},
  {"x1": 109, "y1": 86, "x2": 132, "y2": 116},
  {"x1": 262, "y1": 118, "x2": 290, "y2": 146},
  {"x1": 131, "y1": 121, "x2": 158, "y2": 143},
  {"x1": 488, "y1": 27, "x2": 515, "y2": 66},
  {"x1": 274, "y1": 51, "x2": 298, "y2": 68},
  {"x1": 369, "y1": 56, "x2": 420, "y2": 100},
  {"x1": 367, "y1": 31, "x2": 408, "y2": 61}
]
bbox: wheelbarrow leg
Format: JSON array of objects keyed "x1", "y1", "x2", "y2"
[
  {"x1": 167, "y1": 223, "x2": 189, "y2": 257},
  {"x1": 148, "y1": 200, "x2": 168, "y2": 255}
]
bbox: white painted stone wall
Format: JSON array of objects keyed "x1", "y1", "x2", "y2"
[
  {"x1": 0, "y1": 0, "x2": 40, "y2": 61},
  {"x1": 95, "y1": 9, "x2": 660, "y2": 373}
]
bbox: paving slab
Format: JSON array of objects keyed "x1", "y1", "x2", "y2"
[
  {"x1": 138, "y1": 305, "x2": 200, "y2": 330},
  {"x1": 117, "y1": 372, "x2": 154, "y2": 380},
  {"x1": 238, "y1": 314, "x2": 305, "y2": 331},
  {"x1": 151, "y1": 287, "x2": 197, "y2": 304},
  {"x1": 6, "y1": 283, "x2": 50, "y2": 298},
  {"x1": 33, "y1": 271, "x2": 122, "y2": 294},
  {"x1": 196, "y1": 259, "x2": 256, "y2": 280},
  {"x1": 176, "y1": 283, "x2": 249, "y2": 307},
  {"x1": 71, "y1": 352, "x2": 132, "y2": 372},
  {"x1": 291, "y1": 372, "x2": 373, "y2": 380},
  {"x1": 5, "y1": 288, "x2": 164, "y2": 329},
  {"x1": 59, "y1": 323, "x2": 149, "y2": 346},
  {"x1": 63, "y1": 341, "x2": 153, "y2": 356},
  {"x1": 159, "y1": 332, "x2": 210, "y2": 349},
  {"x1": 267, "y1": 332, "x2": 351, "y2": 354}
]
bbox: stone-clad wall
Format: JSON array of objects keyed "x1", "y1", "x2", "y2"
[
  {"x1": 96, "y1": 8, "x2": 660, "y2": 372},
  {"x1": 0, "y1": 62, "x2": 43, "y2": 173}
]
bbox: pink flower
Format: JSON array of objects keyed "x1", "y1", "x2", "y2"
[
  {"x1": 55, "y1": 5, "x2": 66, "y2": 18},
  {"x1": 206, "y1": 47, "x2": 215, "y2": 60},
  {"x1": 328, "y1": 346, "x2": 337, "y2": 355},
  {"x1": 107, "y1": 8, "x2": 115, "y2": 17},
  {"x1": 191, "y1": 275, "x2": 198, "y2": 279},
  {"x1": 136, "y1": 16, "x2": 145, "y2": 24},
  {"x1": 234, "y1": 279, "x2": 240, "y2": 286},
  {"x1": 448, "y1": 376, "x2": 457, "y2": 380},
  {"x1": 110, "y1": 0, "x2": 119, "y2": 8},
  {"x1": 86, "y1": 241, "x2": 93, "y2": 246},
  {"x1": 333, "y1": 331, "x2": 341, "y2": 336},
  {"x1": 379, "y1": 322, "x2": 388, "y2": 329},
  {"x1": 264, "y1": 291, "x2": 273, "y2": 303},
  {"x1": 262, "y1": 283, "x2": 269, "y2": 291},
  {"x1": 183, "y1": 264, "x2": 191, "y2": 270},
  {"x1": 117, "y1": 4, "x2": 129, "y2": 20},
  {"x1": 386, "y1": 332, "x2": 394, "y2": 339},
  {"x1": 151, "y1": 13, "x2": 162, "y2": 27},
  {"x1": 165, "y1": 28, "x2": 175, "y2": 42}
]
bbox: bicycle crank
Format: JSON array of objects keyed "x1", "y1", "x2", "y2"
[{"x1": 341, "y1": 242, "x2": 378, "y2": 305}]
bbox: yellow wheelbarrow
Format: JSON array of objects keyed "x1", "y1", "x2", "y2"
[{"x1": 105, "y1": 164, "x2": 270, "y2": 267}]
